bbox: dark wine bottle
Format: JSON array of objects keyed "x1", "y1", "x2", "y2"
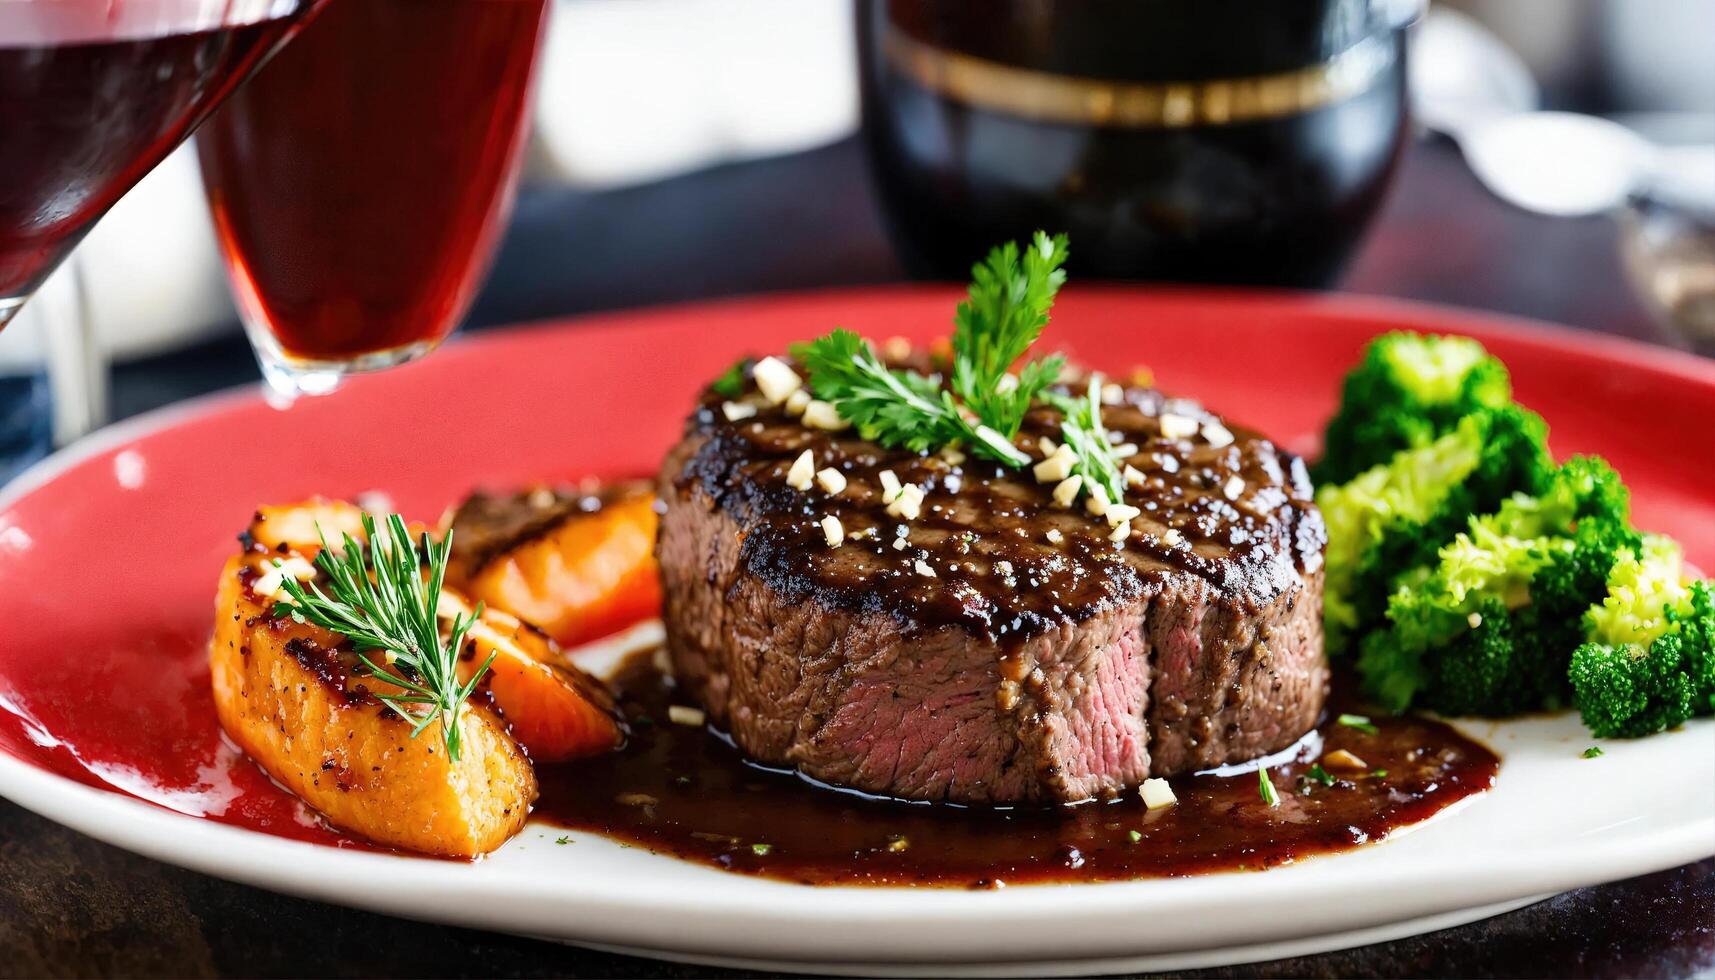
[{"x1": 857, "y1": 0, "x2": 1418, "y2": 286}]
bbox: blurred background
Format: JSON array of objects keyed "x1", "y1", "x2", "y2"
[{"x1": 2, "y1": 0, "x2": 1713, "y2": 481}]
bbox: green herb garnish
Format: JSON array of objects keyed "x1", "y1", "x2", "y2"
[
  {"x1": 1127, "y1": 830, "x2": 1142, "y2": 843},
  {"x1": 274, "y1": 513, "x2": 493, "y2": 761},
  {"x1": 710, "y1": 357, "x2": 748, "y2": 397},
  {"x1": 789, "y1": 232, "x2": 1118, "y2": 481},
  {"x1": 784, "y1": 232, "x2": 1145, "y2": 510},
  {"x1": 555, "y1": 835, "x2": 571, "y2": 845},
  {"x1": 790, "y1": 329, "x2": 1027, "y2": 465},
  {"x1": 1337, "y1": 713, "x2": 1379, "y2": 734},
  {"x1": 1369, "y1": 769, "x2": 1389, "y2": 779},
  {"x1": 1258, "y1": 766, "x2": 1281, "y2": 807},
  {"x1": 1047, "y1": 376, "x2": 1126, "y2": 506},
  {"x1": 1582, "y1": 746, "x2": 1605, "y2": 759},
  {"x1": 751, "y1": 843, "x2": 773, "y2": 856},
  {"x1": 950, "y1": 232, "x2": 1069, "y2": 439},
  {"x1": 1305, "y1": 764, "x2": 1335, "y2": 787}
]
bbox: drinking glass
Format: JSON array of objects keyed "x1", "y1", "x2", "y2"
[
  {"x1": 0, "y1": 0, "x2": 311, "y2": 438},
  {"x1": 196, "y1": 0, "x2": 551, "y2": 401}
]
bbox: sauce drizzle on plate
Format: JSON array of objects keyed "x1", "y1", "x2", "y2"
[{"x1": 534, "y1": 654, "x2": 1499, "y2": 887}]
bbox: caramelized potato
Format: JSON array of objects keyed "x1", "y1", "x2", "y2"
[
  {"x1": 443, "y1": 594, "x2": 625, "y2": 762},
  {"x1": 447, "y1": 483, "x2": 661, "y2": 647},
  {"x1": 216, "y1": 500, "x2": 542, "y2": 857},
  {"x1": 210, "y1": 552, "x2": 536, "y2": 858}
]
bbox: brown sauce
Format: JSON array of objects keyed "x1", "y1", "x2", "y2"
[{"x1": 534, "y1": 654, "x2": 1499, "y2": 887}]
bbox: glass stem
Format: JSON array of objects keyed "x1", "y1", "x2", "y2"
[{"x1": 39, "y1": 254, "x2": 106, "y2": 444}]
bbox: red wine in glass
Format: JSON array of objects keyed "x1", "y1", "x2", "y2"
[
  {"x1": 0, "y1": 0, "x2": 311, "y2": 329},
  {"x1": 196, "y1": 0, "x2": 550, "y2": 397}
]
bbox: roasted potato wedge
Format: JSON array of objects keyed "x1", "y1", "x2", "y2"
[{"x1": 214, "y1": 500, "x2": 545, "y2": 857}]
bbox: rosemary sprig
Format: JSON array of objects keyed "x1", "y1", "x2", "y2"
[{"x1": 273, "y1": 513, "x2": 494, "y2": 761}]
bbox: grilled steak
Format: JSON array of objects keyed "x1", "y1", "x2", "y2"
[{"x1": 656, "y1": 365, "x2": 1327, "y2": 805}]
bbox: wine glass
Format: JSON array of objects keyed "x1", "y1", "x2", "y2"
[
  {"x1": 196, "y1": 0, "x2": 551, "y2": 402},
  {"x1": 0, "y1": 0, "x2": 312, "y2": 441}
]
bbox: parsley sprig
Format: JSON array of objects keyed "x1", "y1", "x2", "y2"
[
  {"x1": 951, "y1": 232, "x2": 1069, "y2": 438},
  {"x1": 777, "y1": 231, "x2": 1133, "y2": 511},
  {"x1": 790, "y1": 232, "x2": 1080, "y2": 470},
  {"x1": 274, "y1": 513, "x2": 494, "y2": 761},
  {"x1": 790, "y1": 328, "x2": 1029, "y2": 465}
]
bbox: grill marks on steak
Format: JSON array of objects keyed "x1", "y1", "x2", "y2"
[{"x1": 658, "y1": 373, "x2": 1327, "y2": 804}]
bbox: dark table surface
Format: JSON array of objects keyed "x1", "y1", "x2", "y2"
[{"x1": 2, "y1": 137, "x2": 1711, "y2": 979}]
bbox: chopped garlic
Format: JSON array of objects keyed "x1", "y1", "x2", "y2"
[
  {"x1": 914, "y1": 559, "x2": 936, "y2": 577},
  {"x1": 1158, "y1": 413, "x2": 1199, "y2": 440},
  {"x1": 939, "y1": 446, "x2": 967, "y2": 466},
  {"x1": 882, "y1": 336, "x2": 913, "y2": 361},
  {"x1": 1105, "y1": 503, "x2": 1141, "y2": 525},
  {"x1": 1046, "y1": 528, "x2": 1064, "y2": 544},
  {"x1": 1201, "y1": 422, "x2": 1235, "y2": 448},
  {"x1": 892, "y1": 536, "x2": 909, "y2": 551},
  {"x1": 1162, "y1": 528, "x2": 1184, "y2": 546},
  {"x1": 721, "y1": 400, "x2": 757, "y2": 422},
  {"x1": 1141, "y1": 778, "x2": 1177, "y2": 809},
  {"x1": 667, "y1": 705, "x2": 707, "y2": 727},
  {"x1": 820, "y1": 515, "x2": 845, "y2": 547},
  {"x1": 801, "y1": 400, "x2": 850, "y2": 431},
  {"x1": 1085, "y1": 483, "x2": 1111, "y2": 517},
  {"x1": 816, "y1": 467, "x2": 848, "y2": 494},
  {"x1": 1109, "y1": 520, "x2": 1132, "y2": 543},
  {"x1": 1123, "y1": 464, "x2": 1147, "y2": 489},
  {"x1": 1108, "y1": 442, "x2": 1138, "y2": 459},
  {"x1": 1468, "y1": 611, "x2": 1483, "y2": 629},
  {"x1": 254, "y1": 557, "x2": 318, "y2": 599},
  {"x1": 1222, "y1": 475, "x2": 1246, "y2": 500},
  {"x1": 1038, "y1": 436, "x2": 1059, "y2": 457},
  {"x1": 887, "y1": 483, "x2": 924, "y2": 520},
  {"x1": 1033, "y1": 447, "x2": 1076, "y2": 484},
  {"x1": 752, "y1": 356, "x2": 802, "y2": 405},
  {"x1": 879, "y1": 469, "x2": 903, "y2": 504},
  {"x1": 1323, "y1": 749, "x2": 1367, "y2": 770},
  {"x1": 784, "y1": 389, "x2": 812, "y2": 416},
  {"x1": 786, "y1": 450, "x2": 815, "y2": 490},
  {"x1": 1052, "y1": 475, "x2": 1083, "y2": 508},
  {"x1": 1101, "y1": 383, "x2": 1125, "y2": 405},
  {"x1": 435, "y1": 590, "x2": 474, "y2": 621}
]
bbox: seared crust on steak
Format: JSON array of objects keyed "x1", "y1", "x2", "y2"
[{"x1": 657, "y1": 366, "x2": 1327, "y2": 804}]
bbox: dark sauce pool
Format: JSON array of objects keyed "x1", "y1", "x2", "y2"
[{"x1": 534, "y1": 654, "x2": 1499, "y2": 887}]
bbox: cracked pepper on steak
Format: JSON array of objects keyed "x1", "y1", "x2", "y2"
[{"x1": 655, "y1": 362, "x2": 1328, "y2": 805}]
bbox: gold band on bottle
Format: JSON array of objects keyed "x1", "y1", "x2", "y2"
[{"x1": 881, "y1": 29, "x2": 1394, "y2": 129}]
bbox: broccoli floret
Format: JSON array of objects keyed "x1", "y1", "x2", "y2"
[
  {"x1": 1430, "y1": 600, "x2": 1571, "y2": 715},
  {"x1": 1676, "y1": 580, "x2": 1715, "y2": 714},
  {"x1": 1488, "y1": 455, "x2": 1630, "y2": 539},
  {"x1": 1319, "y1": 405, "x2": 1552, "y2": 654},
  {"x1": 1356, "y1": 516, "x2": 1560, "y2": 712},
  {"x1": 1569, "y1": 538, "x2": 1714, "y2": 737},
  {"x1": 1314, "y1": 332, "x2": 1512, "y2": 485},
  {"x1": 1353, "y1": 456, "x2": 1633, "y2": 714},
  {"x1": 1570, "y1": 637, "x2": 1696, "y2": 738}
]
